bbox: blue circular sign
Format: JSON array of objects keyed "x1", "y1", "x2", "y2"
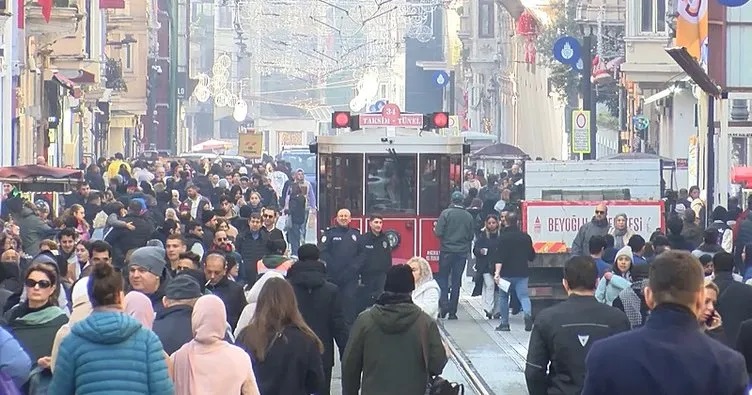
[
  {"x1": 373, "y1": 100, "x2": 387, "y2": 112},
  {"x1": 433, "y1": 70, "x2": 450, "y2": 87},
  {"x1": 553, "y1": 36, "x2": 581, "y2": 66},
  {"x1": 718, "y1": 0, "x2": 748, "y2": 6},
  {"x1": 574, "y1": 58, "x2": 584, "y2": 72}
]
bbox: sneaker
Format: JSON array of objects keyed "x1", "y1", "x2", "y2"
[
  {"x1": 439, "y1": 310, "x2": 448, "y2": 319},
  {"x1": 493, "y1": 313, "x2": 501, "y2": 319},
  {"x1": 484, "y1": 310, "x2": 493, "y2": 319},
  {"x1": 448, "y1": 313, "x2": 458, "y2": 320},
  {"x1": 495, "y1": 324, "x2": 511, "y2": 331},
  {"x1": 524, "y1": 314, "x2": 533, "y2": 331}
]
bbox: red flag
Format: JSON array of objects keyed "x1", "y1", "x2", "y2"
[
  {"x1": 17, "y1": 0, "x2": 25, "y2": 28},
  {"x1": 38, "y1": 0, "x2": 53, "y2": 23}
]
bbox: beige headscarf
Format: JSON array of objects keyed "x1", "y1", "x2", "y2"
[
  {"x1": 171, "y1": 295, "x2": 259, "y2": 394},
  {"x1": 50, "y1": 278, "x2": 94, "y2": 373}
]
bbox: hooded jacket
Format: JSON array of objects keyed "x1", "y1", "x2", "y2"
[
  {"x1": 341, "y1": 294, "x2": 448, "y2": 395},
  {"x1": 48, "y1": 311, "x2": 174, "y2": 395},
  {"x1": 13, "y1": 207, "x2": 53, "y2": 257},
  {"x1": 287, "y1": 259, "x2": 349, "y2": 368},
  {"x1": 234, "y1": 270, "x2": 286, "y2": 338}
]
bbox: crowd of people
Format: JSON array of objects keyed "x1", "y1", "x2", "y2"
[{"x1": 0, "y1": 153, "x2": 459, "y2": 394}]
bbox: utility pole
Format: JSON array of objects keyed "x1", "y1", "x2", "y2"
[{"x1": 581, "y1": 35, "x2": 597, "y2": 159}]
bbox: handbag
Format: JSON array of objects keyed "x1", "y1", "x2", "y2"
[
  {"x1": 417, "y1": 317, "x2": 464, "y2": 395},
  {"x1": 0, "y1": 370, "x2": 22, "y2": 395},
  {"x1": 25, "y1": 366, "x2": 53, "y2": 395}
]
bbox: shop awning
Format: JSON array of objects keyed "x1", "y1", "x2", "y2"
[
  {"x1": 732, "y1": 167, "x2": 752, "y2": 185},
  {"x1": 51, "y1": 72, "x2": 83, "y2": 98}
]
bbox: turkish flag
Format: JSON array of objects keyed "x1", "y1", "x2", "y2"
[{"x1": 38, "y1": 0, "x2": 53, "y2": 23}]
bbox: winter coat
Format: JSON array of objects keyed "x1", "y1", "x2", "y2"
[
  {"x1": 571, "y1": 218, "x2": 610, "y2": 257},
  {"x1": 0, "y1": 326, "x2": 32, "y2": 388},
  {"x1": 48, "y1": 311, "x2": 174, "y2": 395},
  {"x1": 287, "y1": 259, "x2": 349, "y2": 368},
  {"x1": 13, "y1": 207, "x2": 53, "y2": 257},
  {"x1": 411, "y1": 280, "x2": 440, "y2": 319},
  {"x1": 341, "y1": 294, "x2": 448, "y2": 395},
  {"x1": 152, "y1": 304, "x2": 194, "y2": 355},
  {"x1": 434, "y1": 205, "x2": 475, "y2": 253},
  {"x1": 234, "y1": 270, "x2": 285, "y2": 338},
  {"x1": 206, "y1": 276, "x2": 247, "y2": 330},
  {"x1": 595, "y1": 274, "x2": 631, "y2": 306},
  {"x1": 3, "y1": 304, "x2": 68, "y2": 361}
]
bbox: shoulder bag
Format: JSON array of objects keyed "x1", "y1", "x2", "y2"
[{"x1": 417, "y1": 317, "x2": 464, "y2": 395}]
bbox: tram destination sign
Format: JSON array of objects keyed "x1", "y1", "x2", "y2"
[{"x1": 359, "y1": 113, "x2": 424, "y2": 128}]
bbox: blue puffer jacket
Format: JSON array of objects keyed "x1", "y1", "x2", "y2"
[{"x1": 48, "y1": 311, "x2": 174, "y2": 395}]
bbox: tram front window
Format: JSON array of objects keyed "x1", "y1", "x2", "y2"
[
  {"x1": 420, "y1": 154, "x2": 463, "y2": 216},
  {"x1": 319, "y1": 154, "x2": 364, "y2": 223},
  {"x1": 365, "y1": 154, "x2": 417, "y2": 215}
]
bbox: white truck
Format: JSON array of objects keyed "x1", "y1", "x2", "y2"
[{"x1": 520, "y1": 159, "x2": 668, "y2": 315}]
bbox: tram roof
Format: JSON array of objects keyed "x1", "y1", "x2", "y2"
[{"x1": 316, "y1": 129, "x2": 466, "y2": 154}]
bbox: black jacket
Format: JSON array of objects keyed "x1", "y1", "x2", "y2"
[
  {"x1": 264, "y1": 226, "x2": 285, "y2": 241},
  {"x1": 473, "y1": 230, "x2": 500, "y2": 274},
  {"x1": 106, "y1": 212, "x2": 155, "y2": 269},
  {"x1": 491, "y1": 225, "x2": 536, "y2": 278},
  {"x1": 735, "y1": 318, "x2": 752, "y2": 375},
  {"x1": 320, "y1": 226, "x2": 364, "y2": 286},
  {"x1": 206, "y1": 277, "x2": 247, "y2": 330},
  {"x1": 715, "y1": 272, "x2": 752, "y2": 347},
  {"x1": 288, "y1": 195, "x2": 307, "y2": 225},
  {"x1": 526, "y1": 295, "x2": 630, "y2": 395},
  {"x1": 240, "y1": 326, "x2": 325, "y2": 395},
  {"x1": 152, "y1": 304, "x2": 194, "y2": 355},
  {"x1": 287, "y1": 259, "x2": 349, "y2": 368},
  {"x1": 359, "y1": 231, "x2": 392, "y2": 276},
  {"x1": 236, "y1": 230, "x2": 271, "y2": 283}
]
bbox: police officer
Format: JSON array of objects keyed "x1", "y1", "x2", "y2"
[
  {"x1": 320, "y1": 208, "x2": 364, "y2": 327},
  {"x1": 358, "y1": 214, "x2": 393, "y2": 312}
]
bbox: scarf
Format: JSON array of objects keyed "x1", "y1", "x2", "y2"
[
  {"x1": 618, "y1": 279, "x2": 647, "y2": 328},
  {"x1": 173, "y1": 295, "x2": 257, "y2": 395}
]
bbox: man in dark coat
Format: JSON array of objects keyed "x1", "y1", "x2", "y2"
[
  {"x1": 526, "y1": 256, "x2": 630, "y2": 395},
  {"x1": 582, "y1": 251, "x2": 748, "y2": 395},
  {"x1": 287, "y1": 244, "x2": 348, "y2": 395},
  {"x1": 235, "y1": 213, "x2": 271, "y2": 284},
  {"x1": 106, "y1": 200, "x2": 156, "y2": 269},
  {"x1": 152, "y1": 274, "x2": 204, "y2": 354},
  {"x1": 204, "y1": 253, "x2": 247, "y2": 330}
]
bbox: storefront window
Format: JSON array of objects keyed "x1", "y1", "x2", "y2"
[
  {"x1": 318, "y1": 153, "x2": 363, "y2": 224},
  {"x1": 365, "y1": 154, "x2": 417, "y2": 215},
  {"x1": 419, "y1": 154, "x2": 463, "y2": 216}
]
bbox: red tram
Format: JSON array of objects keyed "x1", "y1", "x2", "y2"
[{"x1": 311, "y1": 129, "x2": 468, "y2": 271}]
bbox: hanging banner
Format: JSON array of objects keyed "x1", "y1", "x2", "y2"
[
  {"x1": 238, "y1": 133, "x2": 263, "y2": 158},
  {"x1": 675, "y1": 0, "x2": 708, "y2": 61}
]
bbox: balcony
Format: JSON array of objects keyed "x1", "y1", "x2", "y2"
[
  {"x1": 104, "y1": 57, "x2": 127, "y2": 92},
  {"x1": 575, "y1": 0, "x2": 626, "y2": 26},
  {"x1": 26, "y1": 1, "x2": 85, "y2": 37}
]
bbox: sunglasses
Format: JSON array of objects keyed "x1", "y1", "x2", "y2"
[{"x1": 25, "y1": 279, "x2": 53, "y2": 289}]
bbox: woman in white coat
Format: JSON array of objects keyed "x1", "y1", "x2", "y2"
[{"x1": 407, "y1": 256, "x2": 440, "y2": 319}]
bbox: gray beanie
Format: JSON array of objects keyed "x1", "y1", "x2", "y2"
[{"x1": 128, "y1": 246, "x2": 167, "y2": 277}]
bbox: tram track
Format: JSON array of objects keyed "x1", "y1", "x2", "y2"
[{"x1": 438, "y1": 322, "x2": 495, "y2": 395}]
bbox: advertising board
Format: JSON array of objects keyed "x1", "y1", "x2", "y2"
[{"x1": 522, "y1": 200, "x2": 665, "y2": 252}]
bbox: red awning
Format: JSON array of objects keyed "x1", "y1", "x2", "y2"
[
  {"x1": 68, "y1": 70, "x2": 96, "y2": 84},
  {"x1": 100, "y1": 0, "x2": 125, "y2": 8},
  {"x1": 0, "y1": 165, "x2": 83, "y2": 179},
  {"x1": 51, "y1": 72, "x2": 83, "y2": 98},
  {"x1": 732, "y1": 167, "x2": 752, "y2": 185}
]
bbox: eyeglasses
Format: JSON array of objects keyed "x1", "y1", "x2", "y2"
[{"x1": 25, "y1": 279, "x2": 53, "y2": 289}]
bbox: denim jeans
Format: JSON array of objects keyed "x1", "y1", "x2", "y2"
[
  {"x1": 745, "y1": 266, "x2": 752, "y2": 282},
  {"x1": 497, "y1": 276, "x2": 532, "y2": 325},
  {"x1": 287, "y1": 223, "x2": 303, "y2": 255},
  {"x1": 436, "y1": 251, "x2": 467, "y2": 315},
  {"x1": 482, "y1": 273, "x2": 500, "y2": 315}
]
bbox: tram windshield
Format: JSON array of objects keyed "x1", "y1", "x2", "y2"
[
  {"x1": 319, "y1": 153, "x2": 364, "y2": 222},
  {"x1": 365, "y1": 154, "x2": 417, "y2": 215},
  {"x1": 420, "y1": 154, "x2": 463, "y2": 216}
]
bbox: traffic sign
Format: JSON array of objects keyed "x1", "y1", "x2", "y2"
[
  {"x1": 575, "y1": 58, "x2": 584, "y2": 71},
  {"x1": 553, "y1": 36, "x2": 581, "y2": 66},
  {"x1": 632, "y1": 115, "x2": 649, "y2": 130},
  {"x1": 571, "y1": 110, "x2": 591, "y2": 154},
  {"x1": 433, "y1": 70, "x2": 450, "y2": 87}
]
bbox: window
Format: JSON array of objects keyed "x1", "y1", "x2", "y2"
[
  {"x1": 419, "y1": 154, "x2": 463, "y2": 216},
  {"x1": 365, "y1": 154, "x2": 417, "y2": 215},
  {"x1": 319, "y1": 154, "x2": 364, "y2": 223},
  {"x1": 124, "y1": 44, "x2": 133, "y2": 71},
  {"x1": 217, "y1": 5, "x2": 233, "y2": 29},
  {"x1": 477, "y1": 0, "x2": 495, "y2": 38},
  {"x1": 640, "y1": 0, "x2": 666, "y2": 33}
]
